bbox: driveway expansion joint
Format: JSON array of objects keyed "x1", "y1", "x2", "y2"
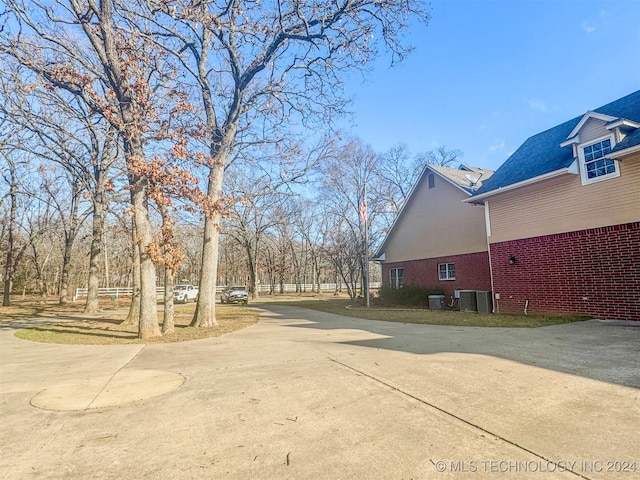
[
  {"x1": 328, "y1": 356, "x2": 594, "y2": 480},
  {"x1": 85, "y1": 344, "x2": 147, "y2": 410}
]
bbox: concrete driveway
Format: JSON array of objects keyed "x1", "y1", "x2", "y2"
[{"x1": 1, "y1": 304, "x2": 638, "y2": 479}]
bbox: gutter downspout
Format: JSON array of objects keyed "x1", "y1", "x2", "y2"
[{"x1": 484, "y1": 200, "x2": 497, "y2": 314}]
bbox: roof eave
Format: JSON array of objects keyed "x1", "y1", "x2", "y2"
[
  {"x1": 609, "y1": 143, "x2": 640, "y2": 159},
  {"x1": 560, "y1": 136, "x2": 578, "y2": 148},
  {"x1": 606, "y1": 119, "x2": 640, "y2": 131},
  {"x1": 465, "y1": 162, "x2": 579, "y2": 203},
  {"x1": 372, "y1": 252, "x2": 385, "y2": 262}
]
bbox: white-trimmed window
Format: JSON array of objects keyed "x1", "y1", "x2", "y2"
[
  {"x1": 579, "y1": 136, "x2": 619, "y2": 184},
  {"x1": 390, "y1": 268, "x2": 404, "y2": 288},
  {"x1": 438, "y1": 263, "x2": 455, "y2": 281}
]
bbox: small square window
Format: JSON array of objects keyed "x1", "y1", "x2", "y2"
[
  {"x1": 390, "y1": 268, "x2": 404, "y2": 288},
  {"x1": 438, "y1": 263, "x2": 455, "y2": 281}
]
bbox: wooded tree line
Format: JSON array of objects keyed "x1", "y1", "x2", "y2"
[{"x1": 0, "y1": 1, "x2": 460, "y2": 338}]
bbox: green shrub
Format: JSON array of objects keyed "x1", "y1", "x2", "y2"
[{"x1": 377, "y1": 285, "x2": 445, "y2": 307}]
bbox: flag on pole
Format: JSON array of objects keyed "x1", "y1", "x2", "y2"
[{"x1": 359, "y1": 197, "x2": 367, "y2": 223}]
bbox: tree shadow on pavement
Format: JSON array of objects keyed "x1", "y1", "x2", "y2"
[{"x1": 258, "y1": 303, "x2": 640, "y2": 389}]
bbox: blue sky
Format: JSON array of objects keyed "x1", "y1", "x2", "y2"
[{"x1": 344, "y1": 0, "x2": 640, "y2": 171}]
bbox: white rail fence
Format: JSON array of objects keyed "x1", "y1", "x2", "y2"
[
  {"x1": 73, "y1": 282, "x2": 381, "y2": 301},
  {"x1": 73, "y1": 287, "x2": 165, "y2": 301}
]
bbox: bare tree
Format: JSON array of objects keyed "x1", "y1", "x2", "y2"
[
  {"x1": 3, "y1": 0, "x2": 430, "y2": 326},
  {"x1": 328, "y1": 234, "x2": 360, "y2": 298},
  {"x1": 318, "y1": 138, "x2": 378, "y2": 300},
  {"x1": 37, "y1": 168, "x2": 90, "y2": 303},
  {"x1": 218, "y1": 233, "x2": 249, "y2": 288},
  {"x1": 129, "y1": 0, "x2": 430, "y2": 326},
  {"x1": 1, "y1": 152, "x2": 21, "y2": 305},
  {"x1": 290, "y1": 199, "x2": 325, "y2": 293},
  {"x1": 0, "y1": 68, "x2": 118, "y2": 308},
  {"x1": 223, "y1": 173, "x2": 288, "y2": 300},
  {"x1": 22, "y1": 187, "x2": 57, "y2": 297},
  {"x1": 1, "y1": 1, "x2": 199, "y2": 337},
  {"x1": 375, "y1": 144, "x2": 423, "y2": 228},
  {"x1": 418, "y1": 145, "x2": 464, "y2": 167}
]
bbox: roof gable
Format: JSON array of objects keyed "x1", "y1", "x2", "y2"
[
  {"x1": 473, "y1": 90, "x2": 640, "y2": 198},
  {"x1": 562, "y1": 111, "x2": 617, "y2": 145},
  {"x1": 374, "y1": 164, "x2": 493, "y2": 258}
]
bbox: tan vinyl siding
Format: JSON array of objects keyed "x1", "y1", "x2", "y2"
[
  {"x1": 488, "y1": 153, "x2": 640, "y2": 243},
  {"x1": 383, "y1": 174, "x2": 488, "y2": 263},
  {"x1": 579, "y1": 118, "x2": 609, "y2": 144}
]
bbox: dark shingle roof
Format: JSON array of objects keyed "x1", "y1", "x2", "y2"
[
  {"x1": 611, "y1": 127, "x2": 640, "y2": 153},
  {"x1": 472, "y1": 90, "x2": 640, "y2": 197}
]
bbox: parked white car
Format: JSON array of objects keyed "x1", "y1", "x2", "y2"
[{"x1": 173, "y1": 284, "x2": 199, "y2": 303}]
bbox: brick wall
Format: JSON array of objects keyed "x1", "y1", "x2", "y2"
[
  {"x1": 490, "y1": 222, "x2": 640, "y2": 320},
  {"x1": 381, "y1": 251, "x2": 491, "y2": 300}
]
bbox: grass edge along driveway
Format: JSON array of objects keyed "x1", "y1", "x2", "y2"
[
  {"x1": 5, "y1": 295, "x2": 588, "y2": 346},
  {"x1": 265, "y1": 297, "x2": 589, "y2": 328}
]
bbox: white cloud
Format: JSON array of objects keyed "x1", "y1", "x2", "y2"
[
  {"x1": 525, "y1": 98, "x2": 548, "y2": 112},
  {"x1": 489, "y1": 141, "x2": 505, "y2": 153},
  {"x1": 582, "y1": 21, "x2": 596, "y2": 33}
]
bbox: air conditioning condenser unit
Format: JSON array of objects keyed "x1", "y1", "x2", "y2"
[{"x1": 459, "y1": 290, "x2": 477, "y2": 312}]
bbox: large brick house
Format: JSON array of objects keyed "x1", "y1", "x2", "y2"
[
  {"x1": 468, "y1": 90, "x2": 640, "y2": 320},
  {"x1": 375, "y1": 164, "x2": 494, "y2": 302}
]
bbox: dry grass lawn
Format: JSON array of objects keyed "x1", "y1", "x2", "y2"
[
  {"x1": 2, "y1": 296, "x2": 258, "y2": 345},
  {"x1": 2, "y1": 293, "x2": 588, "y2": 346},
  {"x1": 263, "y1": 295, "x2": 589, "y2": 328}
]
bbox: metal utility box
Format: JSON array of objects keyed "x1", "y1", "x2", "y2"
[
  {"x1": 459, "y1": 290, "x2": 478, "y2": 312},
  {"x1": 428, "y1": 295, "x2": 445, "y2": 311},
  {"x1": 476, "y1": 291, "x2": 493, "y2": 314}
]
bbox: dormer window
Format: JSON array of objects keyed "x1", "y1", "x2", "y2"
[
  {"x1": 584, "y1": 138, "x2": 613, "y2": 178},
  {"x1": 579, "y1": 135, "x2": 619, "y2": 185}
]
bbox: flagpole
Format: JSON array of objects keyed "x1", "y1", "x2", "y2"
[{"x1": 363, "y1": 183, "x2": 370, "y2": 309}]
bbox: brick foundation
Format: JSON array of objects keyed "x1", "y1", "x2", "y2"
[
  {"x1": 490, "y1": 222, "x2": 640, "y2": 320},
  {"x1": 381, "y1": 251, "x2": 491, "y2": 301}
]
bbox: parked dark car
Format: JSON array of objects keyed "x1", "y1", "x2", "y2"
[{"x1": 220, "y1": 286, "x2": 249, "y2": 305}]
